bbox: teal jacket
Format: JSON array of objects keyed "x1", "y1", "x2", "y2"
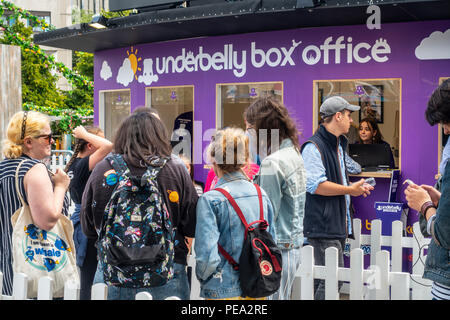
[{"x1": 254, "y1": 138, "x2": 306, "y2": 249}]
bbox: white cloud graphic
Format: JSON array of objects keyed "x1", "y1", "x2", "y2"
[
  {"x1": 415, "y1": 29, "x2": 450, "y2": 60},
  {"x1": 100, "y1": 61, "x2": 112, "y2": 81},
  {"x1": 116, "y1": 58, "x2": 135, "y2": 87},
  {"x1": 138, "y1": 58, "x2": 159, "y2": 85}
]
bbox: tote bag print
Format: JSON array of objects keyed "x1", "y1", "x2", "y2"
[{"x1": 21, "y1": 225, "x2": 71, "y2": 273}]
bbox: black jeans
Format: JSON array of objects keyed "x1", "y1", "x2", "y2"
[{"x1": 307, "y1": 238, "x2": 345, "y2": 300}]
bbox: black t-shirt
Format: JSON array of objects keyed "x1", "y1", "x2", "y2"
[
  {"x1": 80, "y1": 155, "x2": 198, "y2": 265},
  {"x1": 68, "y1": 156, "x2": 91, "y2": 204}
]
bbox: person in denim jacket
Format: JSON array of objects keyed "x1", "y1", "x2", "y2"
[
  {"x1": 405, "y1": 79, "x2": 450, "y2": 300},
  {"x1": 244, "y1": 97, "x2": 306, "y2": 300},
  {"x1": 194, "y1": 128, "x2": 276, "y2": 299}
]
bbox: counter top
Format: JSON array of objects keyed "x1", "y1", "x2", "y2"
[{"x1": 349, "y1": 171, "x2": 393, "y2": 178}]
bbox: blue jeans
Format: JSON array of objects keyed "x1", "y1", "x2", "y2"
[
  {"x1": 94, "y1": 262, "x2": 190, "y2": 300},
  {"x1": 269, "y1": 247, "x2": 302, "y2": 300}
]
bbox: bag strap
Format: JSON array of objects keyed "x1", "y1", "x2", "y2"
[
  {"x1": 15, "y1": 159, "x2": 28, "y2": 207},
  {"x1": 215, "y1": 184, "x2": 264, "y2": 227},
  {"x1": 215, "y1": 184, "x2": 264, "y2": 270}
]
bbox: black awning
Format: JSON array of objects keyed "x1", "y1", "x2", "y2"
[{"x1": 34, "y1": 0, "x2": 450, "y2": 53}]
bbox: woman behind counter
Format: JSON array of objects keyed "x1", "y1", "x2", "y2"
[{"x1": 358, "y1": 117, "x2": 395, "y2": 169}]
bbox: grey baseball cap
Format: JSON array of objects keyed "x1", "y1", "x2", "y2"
[{"x1": 320, "y1": 96, "x2": 360, "y2": 118}]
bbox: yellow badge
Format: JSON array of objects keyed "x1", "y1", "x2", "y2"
[{"x1": 168, "y1": 190, "x2": 179, "y2": 203}]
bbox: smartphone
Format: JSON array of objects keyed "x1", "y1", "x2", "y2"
[
  {"x1": 403, "y1": 179, "x2": 415, "y2": 186},
  {"x1": 364, "y1": 177, "x2": 376, "y2": 187}
]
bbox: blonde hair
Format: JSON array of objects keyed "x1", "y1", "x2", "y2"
[
  {"x1": 208, "y1": 127, "x2": 249, "y2": 174},
  {"x1": 2, "y1": 111, "x2": 50, "y2": 159}
]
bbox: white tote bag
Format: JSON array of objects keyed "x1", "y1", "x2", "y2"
[{"x1": 11, "y1": 160, "x2": 79, "y2": 298}]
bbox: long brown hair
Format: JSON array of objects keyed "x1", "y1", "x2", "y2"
[
  {"x1": 244, "y1": 97, "x2": 301, "y2": 154},
  {"x1": 113, "y1": 110, "x2": 172, "y2": 167}
]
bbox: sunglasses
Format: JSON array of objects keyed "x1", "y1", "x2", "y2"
[{"x1": 34, "y1": 133, "x2": 53, "y2": 144}]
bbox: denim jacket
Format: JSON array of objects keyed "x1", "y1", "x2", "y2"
[
  {"x1": 254, "y1": 138, "x2": 306, "y2": 248},
  {"x1": 194, "y1": 171, "x2": 276, "y2": 299},
  {"x1": 423, "y1": 161, "x2": 450, "y2": 286}
]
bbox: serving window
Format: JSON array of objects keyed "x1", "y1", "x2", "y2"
[
  {"x1": 313, "y1": 79, "x2": 401, "y2": 172},
  {"x1": 216, "y1": 82, "x2": 283, "y2": 129},
  {"x1": 99, "y1": 89, "x2": 131, "y2": 141},
  {"x1": 145, "y1": 85, "x2": 194, "y2": 158}
]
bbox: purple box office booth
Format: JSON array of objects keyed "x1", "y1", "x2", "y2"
[{"x1": 74, "y1": 17, "x2": 449, "y2": 270}]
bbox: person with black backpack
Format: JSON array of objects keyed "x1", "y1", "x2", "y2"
[
  {"x1": 80, "y1": 109, "x2": 198, "y2": 300},
  {"x1": 195, "y1": 127, "x2": 281, "y2": 300}
]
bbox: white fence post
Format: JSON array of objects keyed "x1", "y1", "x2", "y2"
[
  {"x1": 64, "y1": 280, "x2": 80, "y2": 300},
  {"x1": 300, "y1": 245, "x2": 314, "y2": 300},
  {"x1": 412, "y1": 222, "x2": 429, "y2": 276},
  {"x1": 135, "y1": 292, "x2": 153, "y2": 300},
  {"x1": 91, "y1": 283, "x2": 108, "y2": 300},
  {"x1": 349, "y1": 248, "x2": 364, "y2": 300},
  {"x1": 37, "y1": 276, "x2": 53, "y2": 300},
  {"x1": 370, "y1": 220, "x2": 382, "y2": 267},
  {"x1": 351, "y1": 219, "x2": 362, "y2": 250},
  {"x1": 410, "y1": 274, "x2": 432, "y2": 300},
  {"x1": 391, "y1": 221, "x2": 403, "y2": 272},
  {"x1": 375, "y1": 250, "x2": 390, "y2": 300},
  {"x1": 325, "y1": 247, "x2": 339, "y2": 300},
  {"x1": 189, "y1": 246, "x2": 202, "y2": 300},
  {"x1": 12, "y1": 273, "x2": 28, "y2": 300},
  {"x1": 390, "y1": 272, "x2": 410, "y2": 300}
]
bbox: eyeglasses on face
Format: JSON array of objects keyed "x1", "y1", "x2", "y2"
[{"x1": 34, "y1": 133, "x2": 53, "y2": 144}]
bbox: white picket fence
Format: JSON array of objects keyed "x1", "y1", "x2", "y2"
[
  {"x1": 0, "y1": 272, "x2": 181, "y2": 300},
  {"x1": 47, "y1": 150, "x2": 73, "y2": 173},
  {"x1": 1, "y1": 216, "x2": 432, "y2": 300},
  {"x1": 291, "y1": 218, "x2": 432, "y2": 300}
]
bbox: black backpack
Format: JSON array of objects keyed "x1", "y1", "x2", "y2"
[
  {"x1": 215, "y1": 184, "x2": 282, "y2": 298},
  {"x1": 98, "y1": 154, "x2": 175, "y2": 288}
]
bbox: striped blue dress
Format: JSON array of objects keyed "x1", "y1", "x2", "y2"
[{"x1": 0, "y1": 155, "x2": 69, "y2": 296}]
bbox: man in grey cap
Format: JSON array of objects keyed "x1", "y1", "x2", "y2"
[{"x1": 300, "y1": 95, "x2": 373, "y2": 300}]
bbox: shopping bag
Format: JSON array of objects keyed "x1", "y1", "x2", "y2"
[{"x1": 11, "y1": 160, "x2": 79, "y2": 298}]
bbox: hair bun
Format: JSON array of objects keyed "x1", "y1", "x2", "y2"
[{"x1": 2, "y1": 140, "x2": 23, "y2": 159}]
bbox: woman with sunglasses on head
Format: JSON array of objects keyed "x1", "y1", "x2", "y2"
[
  {"x1": 64, "y1": 125, "x2": 113, "y2": 300},
  {"x1": 0, "y1": 111, "x2": 71, "y2": 297}
]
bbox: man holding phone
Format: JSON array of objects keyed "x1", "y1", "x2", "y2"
[{"x1": 301, "y1": 96, "x2": 374, "y2": 300}]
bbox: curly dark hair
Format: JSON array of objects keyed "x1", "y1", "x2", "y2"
[
  {"x1": 244, "y1": 97, "x2": 301, "y2": 154},
  {"x1": 425, "y1": 78, "x2": 450, "y2": 126}
]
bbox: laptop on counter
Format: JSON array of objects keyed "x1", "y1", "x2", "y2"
[{"x1": 348, "y1": 143, "x2": 393, "y2": 171}]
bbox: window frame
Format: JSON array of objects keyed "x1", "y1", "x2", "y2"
[
  {"x1": 313, "y1": 78, "x2": 402, "y2": 172},
  {"x1": 215, "y1": 81, "x2": 284, "y2": 130},
  {"x1": 98, "y1": 89, "x2": 131, "y2": 141}
]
